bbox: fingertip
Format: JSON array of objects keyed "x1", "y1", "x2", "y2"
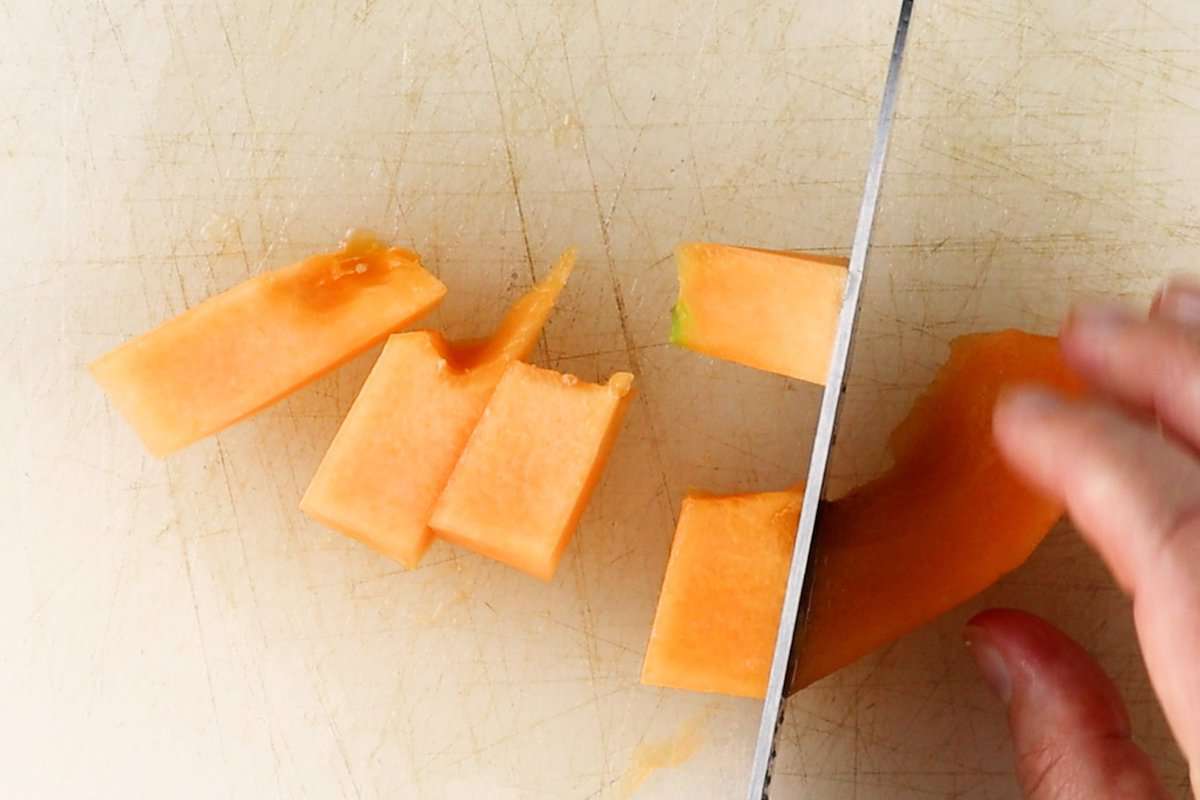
[
  {"x1": 966, "y1": 607, "x2": 1059, "y2": 661},
  {"x1": 964, "y1": 609, "x2": 1036, "y2": 686},
  {"x1": 1060, "y1": 301, "x2": 1139, "y2": 374},
  {"x1": 964, "y1": 608, "x2": 1133, "y2": 737},
  {"x1": 963, "y1": 623, "x2": 1012, "y2": 704},
  {"x1": 966, "y1": 607, "x2": 1025, "y2": 631},
  {"x1": 993, "y1": 386, "x2": 1068, "y2": 454},
  {"x1": 967, "y1": 607, "x2": 1076, "y2": 664},
  {"x1": 966, "y1": 608, "x2": 1076, "y2": 684},
  {"x1": 1064, "y1": 301, "x2": 1138, "y2": 336},
  {"x1": 996, "y1": 386, "x2": 1067, "y2": 421},
  {"x1": 970, "y1": 612, "x2": 1169, "y2": 799},
  {"x1": 1153, "y1": 274, "x2": 1200, "y2": 326},
  {"x1": 991, "y1": 387, "x2": 1078, "y2": 513}
]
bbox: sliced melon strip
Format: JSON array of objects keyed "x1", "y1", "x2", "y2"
[
  {"x1": 301, "y1": 250, "x2": 575, "y2": 568},
  {"x1": 431, "y1": 361, "x2": 634, "y2": 581},
  {"x1": 92, "y1": 232, "x2": 446, "y2": 456},
  {"x1": 671, "y1": 242, "x2": 847, "y2": 384}
]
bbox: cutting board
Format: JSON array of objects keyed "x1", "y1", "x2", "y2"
[{"x1": 4, "y1": 1, "x2": 1198, "y2": 797}]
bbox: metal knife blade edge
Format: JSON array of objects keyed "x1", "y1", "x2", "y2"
[{"x1": 746, "y1": 1, "x2": 915, "y2": 797}]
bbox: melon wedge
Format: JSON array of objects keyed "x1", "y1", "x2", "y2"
[
  {"x1": 671, "y1": 243, "x2": 848, "y2": 385},
  {"x1": 430, "y1": 361, "x2": 634, "y2": 581},
  {"x1": 642, "y1": 331, "x2": 1082, "y2": 698},
  {"x1": 301, "y1": 250, "x2": 575, "y2": 568},
  {"x1": 641, "y1": 488, "x2": 803, "y2": 699},
  {"x1": 91, "y1": 231, "x2": 447, "y2": 456},
  {"x1": 791, "y1": 331, "x2": 1083, "y2": 690}
]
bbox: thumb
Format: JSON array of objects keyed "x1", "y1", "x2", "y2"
[{"x1": 964, "y1": 609, "x2": 1170, "y2": 799}]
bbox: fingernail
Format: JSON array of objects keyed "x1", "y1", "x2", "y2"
[
  {"x1": 1000, "y1": 386, "x2": 1064, "y2": 417},
  {"x1": 1068, "y1": 301, "x2": 1136, "y2": 335},
  {"x1": 964, "y1": 626, "x2": 1012, "y2": 704},
  {"x1": 1156, "y1": 277, "x2": 1200, "y2": 326}
]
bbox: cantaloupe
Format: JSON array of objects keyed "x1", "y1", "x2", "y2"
[
  {"x1": 641, "y1": 488, "x2": 803, "y2": 699},
  {"x1": 670, "y1": 243, "x2": 848, "y2": 384},
  {"x1": 91, "y1": 231, "x2": 447, "y2": 456},
  {"x1": 430, "y1": 361, "x2": 635, "y2": 581},
  {"x1": 300, "y1": 250, "x2": 575, "y2": 568},
  {"x1": 642, "y1": 331, "x2": 1082, "y2": 698},
  {"x1": 791, "y1": 331, "x2": 1083, "y2": 690}
]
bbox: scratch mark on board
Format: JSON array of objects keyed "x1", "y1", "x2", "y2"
[
  {"x1": 557, "y1": 5, "x2": 678, "y2": 531},
  {"x1": 477, "y1": 0, "x2": 549, "y2": 364}
]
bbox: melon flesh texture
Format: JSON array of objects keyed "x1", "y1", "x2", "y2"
[
  {"x1": 90, "y1": 232, "x2": 447, "y2": 456},
  {"x1": 791, "y1": 330, "x2": 1083, "y2": 690},
  {"x1": 430, "y1": 361, "x2": 634, "y2": 581},
  {"x1": 642, "y1": 331, "x2": 1082, "y2": 698},
  {"x1": 300, "y1": 250, "x2": 575, "y2": 569},
  {"x1": 641, "y1": 489, "x2": 803, "y2": 699},
  {"x1": 671, "y1": 242, "x2": 848, "y2": 384}
]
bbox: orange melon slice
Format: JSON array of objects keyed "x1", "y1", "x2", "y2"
[
  {"x1": 641, "y1": 488, "x2": 803, "y2": 699},
  {"x1": 642, "y1": 331, "x2": 1082, "y2": 698},
  {"x1": 90, "y1": 231, "x2": 447, "y2": 456},
  {"x1": 791, "y1": 330, "x2": 1083, "y2": 690},
  {"x1": 300, "y1": 250, "x2": 575, "y2": 568},
  {"x1": 430, "y1": 361, "x2": 635, "y2": 581},
  {"x1": 671, "y1": 242, "x2": 848, "y2": 384}
]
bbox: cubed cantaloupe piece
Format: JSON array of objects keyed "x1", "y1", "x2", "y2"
[
  {"x1": 641, "y1": 331, "x2": 1082, "y2": 699},
  {"x1": 430, "y1": 361, "x2": 634, "y2": 581},
  {"x1": 300, "y1": 250, "x2": 575, "y2": 568},
  {"x1": 671, "y1": 242, "x2": 848, "y2": 384},
  {"x1": 91, "y1": 231, "x2": 447, "y2": 456},
  {"x1": 642, "y1": 488, "x2": 803, "y2": 699}
]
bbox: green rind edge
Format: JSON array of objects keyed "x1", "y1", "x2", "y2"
[{"x1": 669, "y1": 300, "x2": 692, "y2": 346}]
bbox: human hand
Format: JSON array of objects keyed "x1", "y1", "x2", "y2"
[{"x1": 971, "y1": 278, "x2": 1200, "y2": 798}]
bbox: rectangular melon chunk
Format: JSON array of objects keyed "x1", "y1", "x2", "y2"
[
  {"x1": 671, "y1": 242, "x2": 848, "y2": 384},
  {"x1": 641, "y1": 488, "x2": 803, "y2": 699},
  {"x1": 300, "y1": 250, "x2": 575, "y2": 568},
  {"x1": 91, "y1": 231, "x2": 447, "y2": 456},
  {"x1": 430, "y1": 361, "x2": 634, "y2": 581}
]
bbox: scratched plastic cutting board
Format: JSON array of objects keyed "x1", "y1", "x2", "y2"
[{"x1": 3, "y1": 1, "x2": 1198, "y2": 797}]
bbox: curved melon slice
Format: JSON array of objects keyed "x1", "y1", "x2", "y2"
[
  {"x1": 643, "y1": 331, "x2": 1082, "y2": 698},
  {"x1": 791, "y1": 331, "x2": 1083, "y2": 690},
  {"x1": 91, "y1": 231, "x2": 447, "y2": 456},
  {"x1": 671, "y1": 242, "x2": 848, "y2": 384},
  {"x1": 300, "y1": 250, "x2": 575, "y2": 568}
]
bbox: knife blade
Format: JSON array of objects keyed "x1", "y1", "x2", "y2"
[{"x1": 746, "y1": 1, "x2": 915, "y2": 797}]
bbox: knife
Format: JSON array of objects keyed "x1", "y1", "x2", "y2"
[{"x1": 746, "y1": 1, "x2": 915, "y2": 797}]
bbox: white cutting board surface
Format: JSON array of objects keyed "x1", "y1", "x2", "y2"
[{"x1": 3, "y1": 1, "x2": 1198, "y2": 797}]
